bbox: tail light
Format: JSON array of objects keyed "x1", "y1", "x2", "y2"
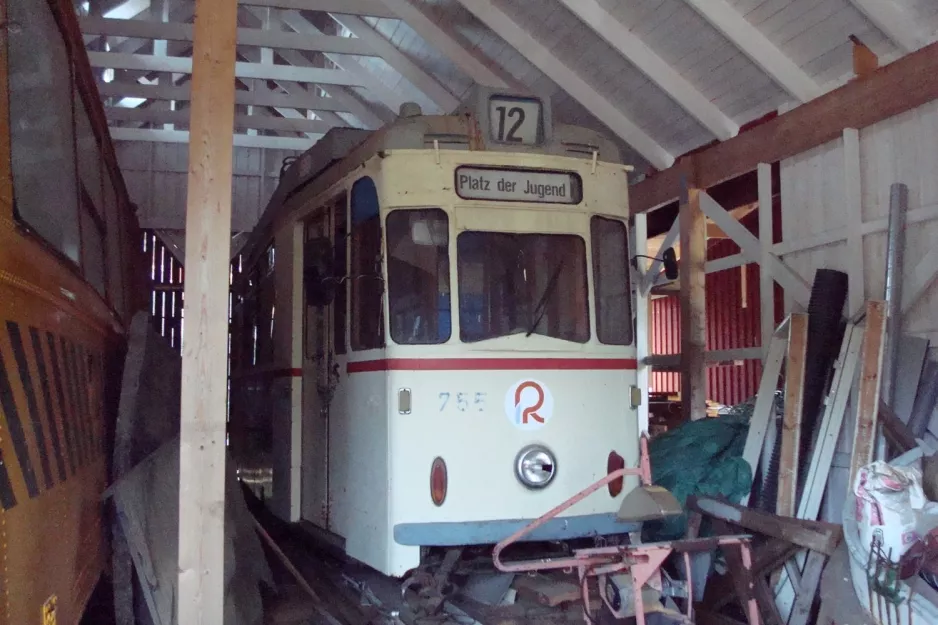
[
  {"x1": 607, "y1": 451, "x2": 625, "y2": 497},
  {"x1": 430, "y1": 457, "x2": 447, "y2": 506}
]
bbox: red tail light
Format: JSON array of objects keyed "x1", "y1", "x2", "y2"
[
  {"x1": 430, "y1": 457, "x2": 447, "y2": 506},
  {"x1": 607, "y1": 451, "x2": 625, "y2": 497}
]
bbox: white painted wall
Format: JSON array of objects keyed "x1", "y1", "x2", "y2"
[
  {"x1": 115, "y1": 141, "x2": 300, "y2": 231},
  {"x1": 779, "y1": 99, "x2": 938, "y2": 347},
  {"x1": 778, "y1": 98, "x2": 938, "y2": 522}
]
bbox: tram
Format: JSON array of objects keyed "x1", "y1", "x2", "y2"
[
  {"x1": 0, "y1": 0, "x2": 145, "y2": 622},
  {"x1": 230, "y1": 87, "x2": 656, "y2": 578}
]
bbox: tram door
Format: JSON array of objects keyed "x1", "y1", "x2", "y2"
[{"x1": 300, "y1": 209, "x2": 334, "y2": 528}]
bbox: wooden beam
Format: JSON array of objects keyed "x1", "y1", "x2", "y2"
[
  {"x1": 109, "y1": 127, "x2": 317, "y2": 150},
  {"x1": 679, "y1": 186, "x2": 706, "y2": 421},
  {"x1": 846, "y1": 0, "x2": 926, "y2": 53},
  {"x1": 849, "y1": 301, "x2": 887, "y2": 489},
  {"x1": 177, "y1": 0, "x2": 236, "y2": 620},
  {"x1": 87, "y1": 51, "x2": 365, "y2": 86},
  {"x1": 105, "y1": 106, "x2": 334, "y2": 133},
  {"x1": 97, "y1": 80, "x2": 352, "y2": 112},
  {"x1": 558, "y1": 0, "x2": 737, "y2": 141},
  {"x1": 843, "y1": 128, "x2": 866, "y2": 317},
  {"x1": 379, "y1": 0, "x2": 516, "y2": 90},
  {"x1": 682, "y1": 0, "x2": 820, "y2": 102},
  {"x1": 454, "y1": 0, "x2": 674, "y2": 169},
  {"x1": 757, "y1": 163, "x2": 774, "y2": 355},
  {"x1": 778, "y1": 313, "x2": 807, "y2": 518},
  {"x1": 329, "y1": 13, "x2": 460, "y2": 113},
  {"x1": 80, "y1": 16, "x2": 377, "y2": 55},
  {"x1": 688, "y1": 496, "x2": 843, "y2": 556},
  {"x1": 630, "y1": 41, "x2": 938, "y2": 214},
  {"x1": 240, "y1": 0, "x2": 396, "y2": 18},
  {"x1": 901, "y1": 245, "x2": 938, "y2": 315},
  {"x1": 269, "y1": 9, "x2": 397, "y2": 124},
  {"x1": 634, "y1": 213, "x2": 651, "y2": 434},
  {"x1": 700, "y1": 192, "x2": 811, "y2": 306}
]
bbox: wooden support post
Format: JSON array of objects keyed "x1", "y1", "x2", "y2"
[
  {"x1": 757, "y1": 163, "x2": 774, "y2": 356},
  {"x1": 849, "y1": 301, "x2": 887, "y2": 489},
  {"x1": 633, "y1": 213, "x2": 650, "y2": 434},
  {"x1": 177, "y1": 0, "x2": 237, "y2": 621},
  {"x1": 680, "y1": 186, "x2": 706, "y2": 421},
  {"x1": 843, "y1": 128, "x2": 866, "y2": 318},
  {"x1": 778, "y1": 313, "x2": 808, "y2": 517}
]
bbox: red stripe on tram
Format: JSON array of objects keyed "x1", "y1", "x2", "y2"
[{"x1": 346, "y1": 358, "x2": 638, "y2": 373}]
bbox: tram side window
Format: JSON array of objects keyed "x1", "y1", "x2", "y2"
[
  {"x1": 386, "y1": 209, "x2": 451, "y2": 345},
  {"x1": 350, "y1": 177, "x2": 384, "y2": 351},
  {"x1": 7, "y1": 0, "x2": 81, "y2": 261},
  {"x1": 333, "y1": 194, "x2": 349, "y2": 355},
  {"x1": 590, "y1": 217, "x2": 633, "y2": 345},
  {"x1": 79, "y1": 186, "x2": 107, "y2": 296}
]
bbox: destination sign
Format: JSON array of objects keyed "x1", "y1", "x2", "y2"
[{"x1": 454, "y1": 167, "x2": 582, "y2": 204}]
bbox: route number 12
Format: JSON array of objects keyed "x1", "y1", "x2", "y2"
[{"x1": 489, "y1": 97, "x2": 541, "y2": 145}]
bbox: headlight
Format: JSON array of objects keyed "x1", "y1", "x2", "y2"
[{"x1": 515, "y1": 445, "x2": 556, "y2": 488}]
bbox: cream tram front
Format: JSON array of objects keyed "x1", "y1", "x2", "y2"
[{"x1": 229, "y1": 88, "x2": 650, "y2": 578}]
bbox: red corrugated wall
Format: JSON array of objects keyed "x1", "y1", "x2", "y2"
[{"x1": 650, "y1": 211, "x2": 784, "y2": 406}]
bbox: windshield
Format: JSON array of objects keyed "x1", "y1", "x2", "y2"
[{"x1": 457, "y1": 231, "x2": 588, "y2": 343}]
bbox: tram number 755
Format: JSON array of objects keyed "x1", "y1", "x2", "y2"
[{"x1": 439, "y1": 391, "x2": 487, "y2": 413}]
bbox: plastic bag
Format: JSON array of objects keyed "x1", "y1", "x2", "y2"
[{"x1": 854, "y1": 461, "x2": 931, "y2": 561}]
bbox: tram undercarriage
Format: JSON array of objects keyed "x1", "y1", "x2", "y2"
[{"x1": 250, "y1": 440, "x2": 760, "y2": 625}]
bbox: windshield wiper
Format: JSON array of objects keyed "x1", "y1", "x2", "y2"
[{"x1": 526, "y1": 258, "x2": 566, "y2": 337}]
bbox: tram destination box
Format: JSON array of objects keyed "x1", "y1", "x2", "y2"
[{"x1": 455, "y1": 166, "x2": 582, "y2": 204}]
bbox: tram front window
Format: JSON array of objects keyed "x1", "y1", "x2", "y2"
[
  {"x1": 457, "y1": 232, "x2": 589, "y2": 343},
  {"x1": 386, "y1": 209, "x2": 452, "y2": 344}
]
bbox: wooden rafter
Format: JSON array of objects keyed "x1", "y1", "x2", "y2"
[
  {"x1": 379, "y1": 0, "x2": 517, "y2": 90},
  {"x1": 455, "y1": 0, "x2": 674, "y2": 170},
  {"x1": 682, "y1": 0, "x2": 820, "y2": 102},
  {"x1": 630, "y1": 40, "x2": 938, "y2": 214},
  {"x1": 559, "y1": 0, "x2": 737, "y2": 141}
]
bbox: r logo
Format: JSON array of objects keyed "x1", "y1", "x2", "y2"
[{"x1": 504, "y1": 379, "x2": 554, "y2": 430}]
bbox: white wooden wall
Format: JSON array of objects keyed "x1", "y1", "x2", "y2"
[
  {"x1": 779, "y1": 99, "x2": 938, "y2": 348},
  {"x1": 115, "y1": 141, "x2": 300, "y2": 232},
  {"x1": 778, "y1": 99, "x2": 938, "y2": 522}
]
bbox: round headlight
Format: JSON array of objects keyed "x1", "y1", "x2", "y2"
[{"x1": 515, "y1": 445, "x2": 556, "y2": 489}]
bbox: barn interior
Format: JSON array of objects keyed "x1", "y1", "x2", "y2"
[{"x1": 1, "y1": 0, "x2": 938, "y2": 623}]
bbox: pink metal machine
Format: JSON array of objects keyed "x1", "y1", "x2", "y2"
[{"x1": 492, "y1": 437, "x2": 761, "y2": 625}]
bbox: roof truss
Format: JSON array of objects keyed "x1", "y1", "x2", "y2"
[
  {"x1": 454, "y1": 0, "x2": 674, "y2": 169},
  {"x1": 682, "y1": 0, "x2": 821, "y2": 102},
  {"x1": 560, "y1": 0, "x2": 738, "y2": 141}
]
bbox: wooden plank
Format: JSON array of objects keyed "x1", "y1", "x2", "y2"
[
  {"x1": 707, "y1": 538, "x2": 799, "y2": 614},
  {"x1": 711, "y1": 519, "x2": 770, "y2": 624},
  {"x1": 634, "y1": 213, "x2": 650, "y2": 434},
  {"x1": 79, "y1": 16, "x2": 377, "y2": 55},
  {"x1": 177, "y1": 0, "x2": 237, "y2": 620},
  {"x1": 629, "y1": 40, "x2": 938, "y2": 214},
  {"x1": 843, "y1": 128, "x2": 866, "y2": 317},
  {"x1": 880, "y1": 400, "x2": 917, "y2": 453},
  {"x1": 700, "y1": 192, "x2": 811, "y2": 307},
  {"x1": 788, "y1": 551, "x2": 827, "y2": 625},
  {"x1": 778, "y1": 313, "x2": 808, "y2": 517},
  {"x1": 849, "y1": 301, "x2": 888, "y2": 488},
  {"x1": 741, "y1": 321, "x2": 789, "y2": 502},
  {"x1": 757, "y1": 163, "x2": 773, "y2": 356},
  {"x1": 680, "y1": 187, "x2": 706, "y2": 421},
  {"x1": 689, "y1": 496, "x2": 842, "y2": 556}
]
